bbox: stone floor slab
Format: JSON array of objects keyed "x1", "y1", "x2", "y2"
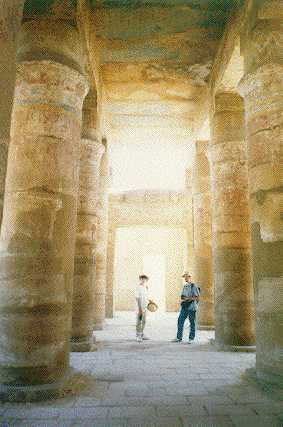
[
  {"x1": 0, "y1": 312, "x2": 280, "y2": 426},
  {"x1": 181, "y1": 415, "x2": 234, "y2": 427},
  {"x1": 230, "y1": 414, "x2": 282, "y2": 427}
]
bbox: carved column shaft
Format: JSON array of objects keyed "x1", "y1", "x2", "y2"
[
  {"x1": 71, "y1": 90, "x2": 104, "y2": 351},
  {"x1": 185, "y1": 168, "x2": 194, "y2": 274},
  {"x1": 0, "y1": 18, "x2": 88, "y2": 399},
  {"x1": 192, "y1": 140, "x2": 213, "y2": 329},
  {"x1": 210, "y1": 92, "x2": 255, "y2": 349},
  {"x1": 239, "y1": 0, "x2": 283, "y2": 384},
  {"x1": 105, "y1": 227, "x2": 116, "y2": 319},
  {"x1": 93, "y1": 142, "x2": 109, "y2": 330},
  {"x1": 0, "y1": 1, "x2": 24, "y2": 225}
]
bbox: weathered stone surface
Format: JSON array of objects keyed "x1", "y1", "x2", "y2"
[
  {"x1": 238, "y1": 0, "x2": 283, "y2": 385},
  {"x1": 107, "y1": 186, "x2": 192, "y2": 314},
  {"x1": 71, "y1": 90, "x2": 104, "y2": 352},
  {"x1": 0, "y1": 0, "x2": 281, "y2": 406},
  {"x1": 0, "y1": 1, "x2": 24, "y2": 225},
  {"x1": 210, "y1": 92, "x2": 255, "y2": 349},
  {"x1": 114, "y1": 227, "x2": 187, "y2": 313},
  {"x1": 109, "y1": 190, "x2": 189, "y2": 228},
  {"x1": 185, "y1": 168, "x2": 194, "y2": 276},
  {"x1": 94, "y1": 140, "x2": 109, "y2": 330},
  {"x1": 0, "y1": 20, "x2": 88, "y2": 397},
  {"x1": 192, "y1": 141, "x2": 213, "y2": 328},
  {"x1": 106, "y1": 227, "x2": 116, "y2": 318}
]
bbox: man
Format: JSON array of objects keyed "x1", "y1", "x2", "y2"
[
  {"x1": 135, "y1": 274, "x2": 151, "y2": 342},
  {"x1": 172, "y1": 272, "x2": 200, "y2": 344}
]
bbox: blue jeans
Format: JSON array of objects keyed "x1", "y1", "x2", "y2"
[{"x1": 177, "y1": 305, "x2": 197, "y2": 341}]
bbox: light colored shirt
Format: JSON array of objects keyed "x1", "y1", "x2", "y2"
[
  {"x1": 181, "y1": 282, "x2": 200, "y2": 311},
  {"x1": 135, "y1": 284, "x2": 149, "y2": 312}
]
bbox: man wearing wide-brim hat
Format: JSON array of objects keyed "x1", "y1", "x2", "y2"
[{"x1": 172, "y1": 272, "x2": 200, "y2": 344}]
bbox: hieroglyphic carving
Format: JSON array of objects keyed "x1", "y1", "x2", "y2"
[{"x1": 0, "y1": 1, "x2": 24, "y2": 42}]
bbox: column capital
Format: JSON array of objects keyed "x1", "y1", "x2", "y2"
[
  {"x1": 14, "y1": 60, "x2": 89, "y2": 117},
  {"x1": 17, "y1": 18, "x2": 86, "y2": 75}
]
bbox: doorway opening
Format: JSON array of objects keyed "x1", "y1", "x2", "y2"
[
  {"x1": 113, "y1": 226, "x2": 187, "y2": 314},
  {"x1": 142, "y1": 254, "x2": 166, "y2": 312}
]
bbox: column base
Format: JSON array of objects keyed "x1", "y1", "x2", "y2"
[
  {"x1": 70, "y1": 336, "x2": 97, "y2": 352},
  {"x1": 244, "y1": 368, "x2": 283, "y2": 393},
  {"x1": 256, "y1": 369, "x2": 283, "y2": 390},
  {"x1": 93, "y1": 322, "x2": 104, "y2": 331},
  {"x1": 210, "y1": 339, "x2": 256, "y2": 352},
  {"x1": 198, "y1": 325, "x2": 215, "y2": 331},
  {"x1": 0, "y1": 373, "x2": 72, "y2": 403}
]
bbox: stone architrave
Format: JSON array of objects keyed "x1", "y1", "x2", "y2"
[
  {"x1": 192, "y1": 140, "x2": 214, "y2": 329},
  {"x1": 239, "y1": 0, "x2": 283, "y2": 385},
  {"x1": 93, "y1": 140, "x2": 109, "y2": 330},
  {"x1": 0, "y1": 18, "x2": 88, "y2": 400},
  {"x1": 71, "y1": 90, "x2": 104, "y2": 351},
  {"x1": 210, "y1": 92, "x2": 255, "y2": 350},
  {"x1": 105, "y1": 227, "x2": 116, "y2": 319}
]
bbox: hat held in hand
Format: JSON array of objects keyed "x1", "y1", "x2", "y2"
[{"x1": 147, "y1": 300, "x2": 158, "y2": 312}]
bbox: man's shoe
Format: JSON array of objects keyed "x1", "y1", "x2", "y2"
[
  {"x1": 171, "y1": 338, "x2": 182, "y2": 342},
  {"x1": 136, "y1": 336, "x2": 142, "y2": 342},
  {"x1": 142, "y1": 335, "x2": 150, "y2": 340},
  {"x1": 188, "y1": 339, "x2": 194, "y2": 344}
]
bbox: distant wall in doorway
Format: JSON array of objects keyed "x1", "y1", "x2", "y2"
[{"x1": 114, "y1": 226, "x2": 187, "y2": 312}]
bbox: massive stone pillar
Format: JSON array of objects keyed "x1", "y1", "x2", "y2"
[
  {"x1": 106, "y1": 227, "x2": 116, "y2": 319},
  {"x1": 71, "y1": 91, "x2": 104, "y2": 352},
  {"x1": 0, "y1": 17, "x2": 88, "y2": 400},
  {"x1": 185, "y1": 168, "x2": 194, "y2": 274},
  {"x1": 93, "y1": 140, "x2": 109, "y2": 330},
  {"x1": 210, "y1": 92, "x2": 255, "y2": 350},
  {"x1": 239, "y1": 0, "x2": 283, "y2": 385},
  {"x1": 192, "y1": 140, "x2": 213, "y2": 329},
  {"x1": 0, "y1": 1, "x2": 24, "y2": 225}
]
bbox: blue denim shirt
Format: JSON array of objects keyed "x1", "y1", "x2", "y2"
[{"x1": 181, "y1": 282, "x2": 200, "y2": 311}]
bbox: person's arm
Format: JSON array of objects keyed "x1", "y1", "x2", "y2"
[
  {"x1": 190, "y1": 286, "x2": 200, "y2": 302},
  {"x1": 183, "y1": 296, "x2": 198, "y2": 301},
  {"x1": 183, "y1": 286, "x2": 200, "y2": 302}
]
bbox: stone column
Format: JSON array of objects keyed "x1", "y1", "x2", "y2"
[
  {"x1": 71, "y1": 91, "x2": 104, "y2": 352},
  {"x1": 185, "y1": 168, "x2": 194, "y2": 273},
  {"x1": 210, "y1": 92, "x2": 255, "y2": 350},
  {"x1": 0, "y1": 1, "x2": 24, "y2": 225},
  {"x1": 106, "y1": 227, "x2": 116, "y2": 319},
  {"x1": 239, "y1": 0, "x2": 283, "y2": 385},
  {"x1": 192, "y1": 140, "x2": 214, "y2": 329},
  {"x1": 0, "y1": 18, "x2": 88, "y2": 400},
  {"x1": 93, "y1": 140, "x2": 109, "y2": 330}
]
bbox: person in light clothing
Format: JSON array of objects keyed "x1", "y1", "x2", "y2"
[{"x1": 135, "y1": 274, "x2": 151, "y2": 342}]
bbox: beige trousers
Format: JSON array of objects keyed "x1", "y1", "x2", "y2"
[{"x1": 136, "y1": 310, "x2": 147, "y2": 336}]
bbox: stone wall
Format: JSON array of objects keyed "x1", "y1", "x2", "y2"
[
  {"x1": 108, "y1": 189, "x2": 191, "y2": 312},
  {"x1": 114, "y1": 227, "x2": 187, "y2": 312}
]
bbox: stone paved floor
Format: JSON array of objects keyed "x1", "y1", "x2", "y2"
[{"x1": 0, "y1": 312, "x2": 282, "y2": 427}]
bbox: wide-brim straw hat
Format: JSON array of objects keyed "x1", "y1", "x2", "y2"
[{"x1": 147, "y1": 301, "x2": 158, "y2": 312}]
